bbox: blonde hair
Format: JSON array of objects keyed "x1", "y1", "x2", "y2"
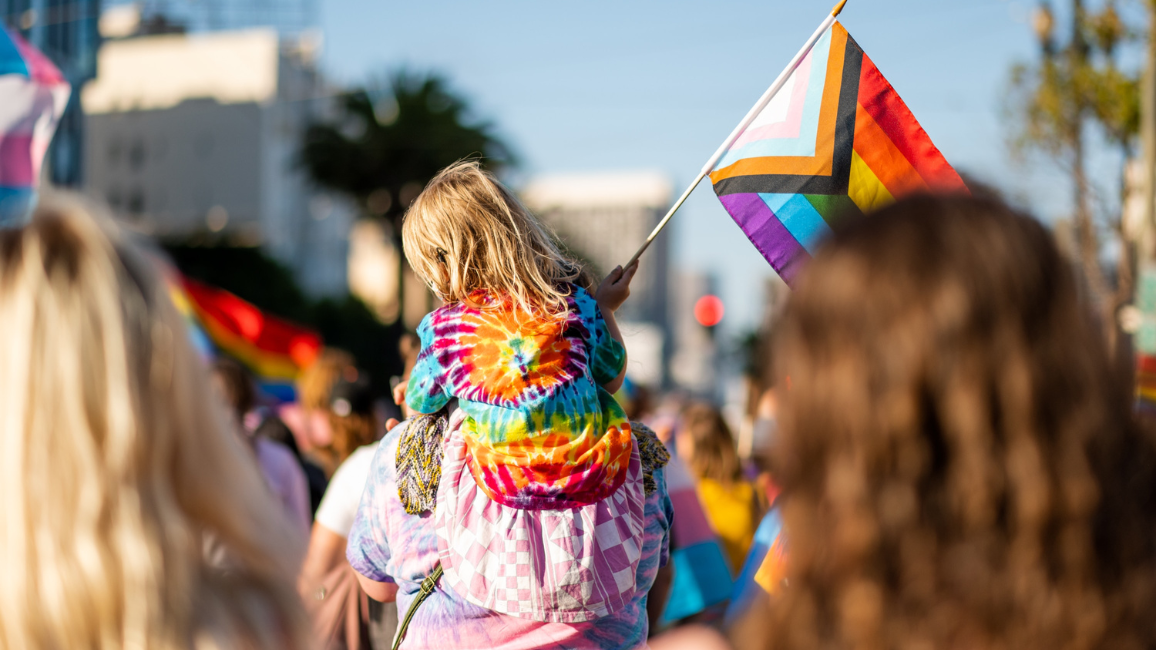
[
  {"x1": 0, "y1": 195, "x2": 309, "y2": 650},
  {"x1": 297, "y1": 347, "x2": 353, "y2": 411},
  {"x1": 402, "y1": 160, "x2": 580, "y2": 316}
]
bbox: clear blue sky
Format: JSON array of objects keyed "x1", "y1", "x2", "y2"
[{"x1": 317, "y1": 0, "x2": 1064, "y2": 334}]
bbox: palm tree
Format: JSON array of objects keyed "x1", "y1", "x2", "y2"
[{"x1": 300, "y1": 71, "x2": 515, "y2": 324}]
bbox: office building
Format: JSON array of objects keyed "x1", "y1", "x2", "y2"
[{"x1": 82, "y1": 25, "x2": 352, "y2": 296}]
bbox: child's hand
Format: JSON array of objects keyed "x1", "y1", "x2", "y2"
[{"x1": 596, "y1": 261, "x2": 639, "y2": 313}]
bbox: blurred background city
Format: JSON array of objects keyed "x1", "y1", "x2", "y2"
[{"x1": 5, "y1": 0, "x2": 1150, "y2": 440}]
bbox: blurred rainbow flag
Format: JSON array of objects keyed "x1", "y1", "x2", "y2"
[
  {"x1": 725, "y1": 505, "x2": 788, "y2": 626},
  {"x1": 1136, "y1": 354, "x2": 1156, "y2": 416},
  {"x1": 169, "y1": 274, "x2": 321, "y2": 402},
  {"x1": 709, "y1": 22, "x2": 967, "y2": 285},
  {"x1": 0, "y1": 26, "x2": 70, "y2": 226}
]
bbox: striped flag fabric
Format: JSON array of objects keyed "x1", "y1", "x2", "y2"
[
  {"x1": 659, "y1": 454, "x2": 735, "y2": 625},
  {"x1": 175, "y1": 276, "x2": 322, "y2": 401},
  {"x1": 710, "y1": 22, "x2": 966, "y2": 285},
  {"x1": 724, "y1": 506, "x2": 788, "y2": 626},
  {"x1": 0, "y1": 27, "x2": 69, "y2": 226}
]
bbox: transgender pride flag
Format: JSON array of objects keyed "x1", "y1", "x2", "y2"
[
  {"x1": 709, "y1": 21, "x2": 966, "y2": 285},
  {"x1": 0, "y1": 27, "x2": 69, "y2": 226}
]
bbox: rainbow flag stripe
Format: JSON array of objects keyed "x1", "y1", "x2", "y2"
[
  {"x1": 180, "y1": 277, "x2": 322, "y2": 383},
  {"x1": 1136, "y1": 354, "x2": 1156, "y2": 415},
  {"x1": 709, "y1": 22, "x2": 966, "y2": 285}
]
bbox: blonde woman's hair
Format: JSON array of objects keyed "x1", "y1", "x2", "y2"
[
  {"x1": 402, "y1": 160, "x2": 581, "y2": 316},
  {"x1": 0, "y1": 195, "x2": 309, "y2": 650}
]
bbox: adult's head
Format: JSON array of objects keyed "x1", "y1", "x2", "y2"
[
  {"x1": 318, "y1": 371, "x2": 378, "y2": 475},
  {"x1": 0, "y1": 195, "x2": 308, "y2": 649},
  {"x1": 764, "y1": 195, "x2": 1156, "y2": 649},
  {"x1": 298, "y1": 347, "x2": 355, "y2": 412},
  {"x1": 678, "y1": 402, "x2": 743, "y2": 487}
]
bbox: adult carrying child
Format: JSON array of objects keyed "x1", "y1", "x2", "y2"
[{"x1": 346, "y1": 161, "x2": 672, "y2": 649}]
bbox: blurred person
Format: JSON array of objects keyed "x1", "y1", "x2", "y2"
[
  {"x1": 741, "y1": 195, "x2": 1156, "y2": 650},
  {"x1": 312, "y1": 369, "x2": 380, "y2": 478},
  {"x1": 300, "y1": 373, "x2": 396, "y2": 650},
  {"x1": 256, "y1": 414, "x2": 329, "y2": 515},
  {"x1": 346, "y1": 161, "x2": 673, "y2": 648},
  {"x1": 282, "y1": 347, "x2": 356, "y2": 453},
  {"x1": 0, "y1": 195, "x2": 309, "y2": 649},
  {"x1": 632, "y1": 392, "x2": 735, "y2": 628},
  {"x1": 678, "y1": 403, "x2": 763, "y2": 573},
  {"x1": 211, "y1": 358, "x2": 312, "y2": 539}
]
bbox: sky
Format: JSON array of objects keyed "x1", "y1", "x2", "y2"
[{"x1": 314, "y1": 0, "x2": 1069, "y2": 335}]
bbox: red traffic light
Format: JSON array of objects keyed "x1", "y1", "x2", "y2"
[{"x1": 694, "y1": 295, "x2": 724, "y2": 327}]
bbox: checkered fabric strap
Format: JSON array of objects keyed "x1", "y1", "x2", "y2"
[{"x1": 391, "y1": 563, "x2": 443, "y2": 650}]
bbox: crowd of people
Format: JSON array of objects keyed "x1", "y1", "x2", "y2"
[{"x1": 2, "y1": 163, "x2": 1156, "y2": 650}]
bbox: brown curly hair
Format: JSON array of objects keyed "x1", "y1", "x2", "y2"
[{"x1": 754, "y1": 195, "x2": 1156, "y2": 650}]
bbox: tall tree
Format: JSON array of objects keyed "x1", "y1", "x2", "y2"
[
  {"x1": 1007, "y1": 0, "x2": 1140, "y2": 354},
  {"x1": 299, "y1": 71, "x2": 516, "y2": 322}
]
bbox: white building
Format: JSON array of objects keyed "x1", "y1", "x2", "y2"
[
  {"x1": 522, "y1": 171, "x2": 673, "y2": 386},
  {"x1": 82, "y1": 25, "x2": 353, "y2": 297}
]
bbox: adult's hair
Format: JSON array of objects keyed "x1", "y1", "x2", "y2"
[
  {"x1": 681, "y1": 402, "x2": 744, "y2": 487},
  {"x1": 401, "y1": 159, "x2": 581, "y2": 316},
  {"x1": 298, "y1": 347, "x2": 354, "y2": 411},
  {"x1": 211, "y1": 357, "x2": 256, "y2": 419},
  {"x1": 315, "y1": 373, "x2": 378, "y2": 477},
  {"x1": 0, "y1": 195, "x2": 309, "y2": 649},
  {"x1": 759, "y1": 194, "x2": 1156, "y2": 650}
]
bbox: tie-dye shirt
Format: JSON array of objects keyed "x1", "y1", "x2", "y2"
[
  {"x1": 406, "y1": 285, "x2": 631, "y2": 510},
  {"x1": 347, "y1": 423, "x2": 673, "y2": 650}
]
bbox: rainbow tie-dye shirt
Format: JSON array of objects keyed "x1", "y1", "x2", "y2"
[{"x1": 406, "y1": 285, "x2": 632, "y2": 510}]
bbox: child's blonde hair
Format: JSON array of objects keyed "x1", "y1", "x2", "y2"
[{"x1": 402, "y1": 160, "x2": 580, "y2": 316}]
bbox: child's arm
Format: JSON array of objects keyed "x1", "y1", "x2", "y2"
[{"x1": 595, "y1": 261, "x2": 639, "y2": 395}]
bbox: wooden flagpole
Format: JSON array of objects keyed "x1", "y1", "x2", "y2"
[{"x1": 624, "y1": 0, "x2": 851, "y2": 268}]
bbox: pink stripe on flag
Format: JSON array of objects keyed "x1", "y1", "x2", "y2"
[
  {"x1": 731, "y1": 51, "x2": 813, "y2": 148},
  {"x1": 10, "y1": 31, "x2": 65, "y2": 84},
  {"x1": 0, "y1": 134, "x2": 34, "y2": 187},
  {"x1": 719, "y1": 192, "x2": 810, "y2": 285},
  {"x1": 670, "y1": 489, "x2": 717, "y2": 547}
]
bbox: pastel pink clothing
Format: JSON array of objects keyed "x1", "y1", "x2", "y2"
[{"x1": 348, "y1": 421, "x2": 673, "y2": 649}]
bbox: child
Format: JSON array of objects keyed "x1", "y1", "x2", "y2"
[{"x1": 397, "y1": 160, "x2": 638, "y2": 510}]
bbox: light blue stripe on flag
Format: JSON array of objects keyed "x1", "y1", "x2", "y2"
[
  {"x1": 759, "y1": 193, "x2": 832, "y2": 255},
  {"x1": 0, "y1": 185, "x2": 34, "y2": 228},
  {"x1": 714, "y1": 26, "x2": 833, "y2": 167},
  {"x1": 660, "y1": 539, "x2": 734, "y2": 624},
  {"x1": 0, "y1": 27, "x2": 31, "y2": 78}
]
